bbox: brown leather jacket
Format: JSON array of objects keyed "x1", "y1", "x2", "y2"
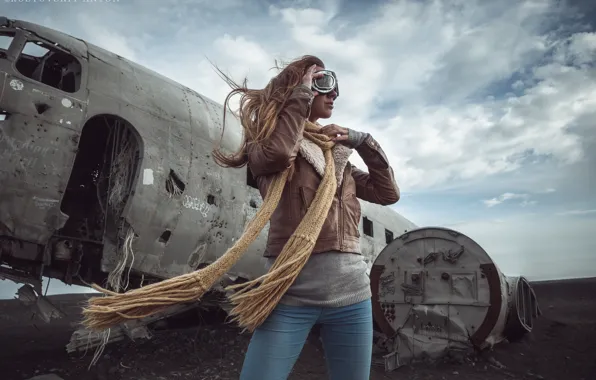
[{"x1": 247, "y1": 85, "x2": 400, "y2": 257}]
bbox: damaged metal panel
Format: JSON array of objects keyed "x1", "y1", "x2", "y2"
[
  {"x1": 126, "y1": 88, "x2": 268, "y2": 281},
  {"x1": 124, "y1": 113, "x2": 192, "y2": 276},
  {"x1": 399, "y1": 304, "x2": 471, "y2": 361},
  {"x1": 170, "y1": 90, "x2": 268, "y2": 281},
  {"x1": 152, "y1": 92, "x2": 225, "y2": 277},
  {"x1": 16, "y1": 284, "x2": 65, "y2": 323},
  {"x1": 0, "y1": 25, "x2": 88, "y2": 245}
]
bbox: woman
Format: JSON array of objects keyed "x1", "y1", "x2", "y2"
[{"x1": 213, "y1": 55, "x2": 400, "y2": 380}]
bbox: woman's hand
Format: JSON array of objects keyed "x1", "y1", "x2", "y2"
[
  {"x1": 320, "y1": 124, "x2": 349, "y2": 143},
  {"x1": 320, "y1": 124, "x2": 368, "y2": 148},
  {"x1": 302, "y1": 65, "x2": 324, "y2": 96}
]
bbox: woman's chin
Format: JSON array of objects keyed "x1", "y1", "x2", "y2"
[{"x1": 321, "y1": 110, "x2": 333, "y2": 119}]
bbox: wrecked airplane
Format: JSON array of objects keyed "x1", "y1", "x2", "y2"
[{"x1": 0, "y1": 16, "x2": 540, "y2": 371}]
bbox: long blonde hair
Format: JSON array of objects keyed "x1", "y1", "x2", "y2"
[{"x1": 212, "y1": 55, "x2": 325, "y2": 168}]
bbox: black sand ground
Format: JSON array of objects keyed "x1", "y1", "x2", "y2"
[{"x1": 1, "y1": 278, "x2": 594, "y2": 380}]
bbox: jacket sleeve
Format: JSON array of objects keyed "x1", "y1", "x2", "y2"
[
  {"x1": 351, "y1": 134, "x2": 400, "y2": 205},
  {"x1": 246, "y1": 84, "x2": 314, "y2": 177}
]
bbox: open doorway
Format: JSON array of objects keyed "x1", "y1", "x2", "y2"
[{"x1": 58, "y1": 115, "x2": 142, "y2": 245}]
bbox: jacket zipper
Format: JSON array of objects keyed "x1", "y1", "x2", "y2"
[{"x1": 338, "y1": 167, "x2": 347, "y2": 251}]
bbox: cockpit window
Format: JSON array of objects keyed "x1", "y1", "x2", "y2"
[
  {"x1": 22, "y1": 41, "x2": 49, "y2": 57},
  {"x1": 15, "y1": 39, "x2": 81, "y2": 93},
  {"x1": 0, "y1": 33, "x2": 15, "y2": 58}
]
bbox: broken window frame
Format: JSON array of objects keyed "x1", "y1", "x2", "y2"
[
  {"x1": 363, "y1": 216, "x2": 374, "y2": 237},
  {"x1": 4, "y1": 28, "x2": 86, "y2": 96},
  {"x1": 0, "y1": 31, "x2": 15, "y2": 59},
  {"x1": 385, "y1": 228, "x2": 394, "y2": 244},
  {"x1": 0, "y1": 28, "x2": 24, "y2": 63}
]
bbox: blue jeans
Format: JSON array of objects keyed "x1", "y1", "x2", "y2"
[{"x1": 239, "y1": 299, "x2": 373, "y2": 380}]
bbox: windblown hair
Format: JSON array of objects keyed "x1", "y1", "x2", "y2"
[{"x1": 212, "y1": 55, "x2": 325, "y2": 169}]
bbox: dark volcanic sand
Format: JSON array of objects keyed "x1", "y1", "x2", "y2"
[{"x1": 1, "y1": 278, "x2": 595, "y2": 380}]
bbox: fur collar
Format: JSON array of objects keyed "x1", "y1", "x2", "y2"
[{"x1": 299, "y1": 132, "x2": 353, "y2": 186}]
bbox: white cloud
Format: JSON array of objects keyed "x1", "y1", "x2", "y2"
[
  {"x1": 247, "y1": 0, "x2": 595, "y2": 192},
  {"x1": 520, "y1": 200, "x2": 537, "y2": 207},
  {"x1": 556, "y1": 209, "x2": 596, "y2": 216},
  {"x1": 483, "y1": 192, "x2": 530, "y2": 207},
  {"x1": 79, "y1": 22, "x2": 138, "y2": 61}
]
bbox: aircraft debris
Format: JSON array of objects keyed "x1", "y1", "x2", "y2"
[
  {"x1": 370, "y1": 227, "x2": 541, "y2": 370},
  {"x1": 16, "y1": 284, "x2": 65, "y2": 323},
  {"x1": 66, "y1": 302, "x2": 199, "y2": 355}
]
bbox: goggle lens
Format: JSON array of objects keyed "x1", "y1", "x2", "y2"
[{"x1": 312, "y1": 70, "x2": 339, "y2": 98}]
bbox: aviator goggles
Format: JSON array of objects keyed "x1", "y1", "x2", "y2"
[{"x1": 312, "y1": 70, "x2": 339, "y2": 98}]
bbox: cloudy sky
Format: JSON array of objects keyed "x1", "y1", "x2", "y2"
[{"x1": 1, "y1": 0, "x2": 595, "y2": 298}]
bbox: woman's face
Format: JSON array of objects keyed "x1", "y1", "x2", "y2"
[{"x1": 309, "y1": 65, "x2": 337, "y2": 122}]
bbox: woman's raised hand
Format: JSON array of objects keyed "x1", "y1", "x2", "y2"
[{"x1": 301, "y1": 64, "x2": 324, "y2": 96}]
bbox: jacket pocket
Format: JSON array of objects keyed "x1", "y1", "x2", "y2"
[
  {"x1": 343, "y1": 193, "x2": 361, "y2": 239},
  {"x1": 299, "y1": 186, "x2": 339, "y2": 238}
]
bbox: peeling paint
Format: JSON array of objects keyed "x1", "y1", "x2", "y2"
[
  {"x1": 187, "y1": 241, "x2": 208, "y2": 269},
  {"x1": 142, "y1": 168, "x2": 154, "y2": 185},
  {"x1": 32, "y1": 196, "x2": 59, "y2": 210},
  {"x1": 205, "y1": 170, "x2": 222, "y2": 180},
  {"x1": 31, "y1": 88, "x2": 51, "y2": 97},
  {"x1": 182, "y1": 195, "x2": 209, "y2": 217},
  {"x1": 9, "y1": 79, "x2": 23, "y2": 91},
  {"x1": 0, "y1": 135, "x2": 52, "y2": 156}
]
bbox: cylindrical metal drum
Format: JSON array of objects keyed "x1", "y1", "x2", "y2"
[{"x1": 370, "y1": 227, "x2": 539, "y2": 363}]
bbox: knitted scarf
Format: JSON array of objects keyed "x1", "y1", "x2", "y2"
[{"x1": 81, "y1": 120, "x2": 344, "y2": 333}]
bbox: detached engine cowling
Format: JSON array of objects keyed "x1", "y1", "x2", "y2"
[{"x1": 370, "y1": 227, "x2": 540, "y2": 365}]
